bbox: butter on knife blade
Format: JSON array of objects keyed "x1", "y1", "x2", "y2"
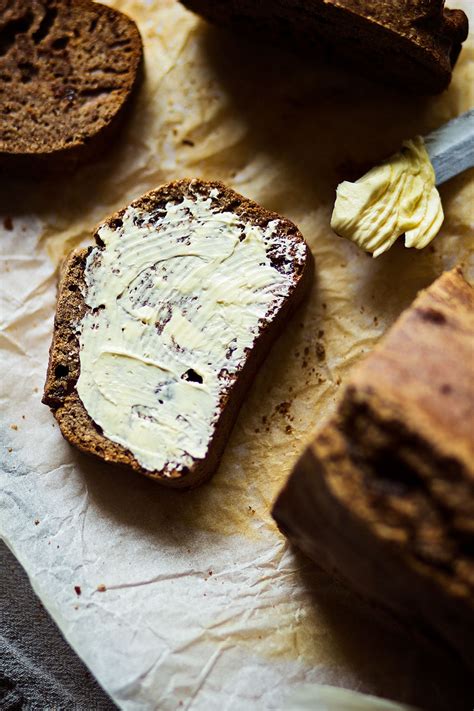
[{"x1": 330, "y1": 109, "x2": 474, "y2": 258}]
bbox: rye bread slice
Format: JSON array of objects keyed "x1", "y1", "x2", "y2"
[
  {"x1": 179, "y1": 0, "x2": 468, "y2": 94},
  {"x1": 43, "y1": 178, "x2": 314, "y2": 488},
  {"x1": 273, "y1": 267, "x2": 474, "y2": 669},
  {"x1": 0, "y1": 0, "x2": 142, "y2": 176}
]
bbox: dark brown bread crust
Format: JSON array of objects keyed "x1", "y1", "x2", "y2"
[
  {"x1": 0, "y1": 0, "x2": 143, "y2": 176},
  {"x1": 43, "y1": 178, "x2": 314, "y2": 488},
  {"x1": 180, "y1": 0, "x2": 468, "y2": 94},
  {"x1": 273, "y1": 267, "x2": 474, "y2": 669}
]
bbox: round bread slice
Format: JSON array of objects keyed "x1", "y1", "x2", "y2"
[
  {"x1": 0, "y1": 0, "x2": 143, "y2": 175},
  {"x1": 42, "y1": 179, "x2": 314, "y2": 488}
]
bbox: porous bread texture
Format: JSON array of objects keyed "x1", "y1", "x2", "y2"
[
  {"x1": 180, "y1": 0, "x2": 468, "y2": 94},
  {"x1": 0, "y1": 0, "x2": 143, "y2": 175},
  {"x1": 273, "y1": 267, "x2": 474, "y2": 670},
  {"x1": 43, "y1": 178, "x2": 313, "y2": 488}
]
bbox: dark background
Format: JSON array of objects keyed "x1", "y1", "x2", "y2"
[{"x1": 0, "y1": 541, "x2": 116, "y2": 711}]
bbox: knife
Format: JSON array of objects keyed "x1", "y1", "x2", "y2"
[{"x1": 425, "y1": 108, "x2": 474, "y2": 185}]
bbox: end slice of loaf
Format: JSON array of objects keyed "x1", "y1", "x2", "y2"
[
  {"x1": 180, "y1": 0, "x2": 468, "y2": 94},
  {"x1": 43, "y1": 179, "x2": 313, "y2": 488},
  {"x1": 273, "y1": 267, "x2": 474, "y2": 669},
  {"x1": 0, "y1": 0, "x2": 142, "y2": 175}
]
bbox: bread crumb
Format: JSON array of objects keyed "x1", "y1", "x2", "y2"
[
  {"x1": 275, "y1": 401, "x2": 291, "y2": 416},
  {"x1": 7, "y1": 448, "x2": 12, "y2": 453},
  {"x1": 208, "y1": 571, "x2": 213, "y2": 576},
  {"x1": 97, "y1": 584, "x2": 106, "y2": 592},
  {"x1": 74, "y1": 586, "x2": 81, "y2": 596},
  {"x1": 34, "y1": 519, "x2": 40, "y2": 526},
  {"x1": 10, "y1": 424, "x2": 18, "y2": 431},
  {"x1": 316, "y1": 343, "x2": 326, "y2": 361}
]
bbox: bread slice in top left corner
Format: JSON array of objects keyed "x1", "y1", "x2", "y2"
[{"x1": 0, "y1": 0, "x2": 143, "y2": 176}]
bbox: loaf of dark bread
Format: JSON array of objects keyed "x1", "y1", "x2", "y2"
[
  {"x1": 273, "y1": 267, "x2": 474, "y2": 669},
  {"x1": 180, "y1": 0, "x2": 468, "y2": 94},
  {"x1": 0, "y1": 0, "x2": 142, "y2": 175},
  {"x1": 43, "y1": 179, "x2": 313, "y2": 488}
]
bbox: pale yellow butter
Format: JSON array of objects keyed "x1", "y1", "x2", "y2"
[
  {"x1": 76, "y1": 190, "x2": 306, "y2": 475},
  {"x1": 330, "y1": 137, "x2": 444, "y2": 257}
]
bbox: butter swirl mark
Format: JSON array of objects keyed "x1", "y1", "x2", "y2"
[
  {"x1": 76, "y1": 192, "x2": 306, "y2": 474},
  {"x1": 331, "y1": 137, "x2": 444, "y2": 258}
]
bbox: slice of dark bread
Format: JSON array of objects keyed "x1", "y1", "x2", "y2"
[
  {"x1": 273, "y1": 267, "x2": 474, "y2": 670},
  {"x1": 43, "y1": 178, "x2": 313, "y2": 488},
  {"x1": 0, "y1": 0, "x2": 142, "y2": 176},
  {"x1": 180, "y1": 0, "x2": 468, "y2": 94}
]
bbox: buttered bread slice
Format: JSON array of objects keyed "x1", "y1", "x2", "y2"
[{"x1": 43, "y1": 179, "x2": 313, "y2": 487}]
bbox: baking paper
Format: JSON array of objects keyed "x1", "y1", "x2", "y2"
[{"x1": 1, "y1": 1, "x2": 473, "y2": 709}]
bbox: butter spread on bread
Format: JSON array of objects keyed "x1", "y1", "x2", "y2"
[
  {"x1": 331, "y1": 137, "x2": 444, "y2": 257},
  {"x1": 43, "y1": 179, "x2": 313, "y2": 487},
  {"x1": 78, "y1": 191, "x2": 308, "y2": 473}
]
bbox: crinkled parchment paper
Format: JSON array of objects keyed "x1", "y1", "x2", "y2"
[{"x1": 1, "y1": 1, "x2": 473, "y2": 709}]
